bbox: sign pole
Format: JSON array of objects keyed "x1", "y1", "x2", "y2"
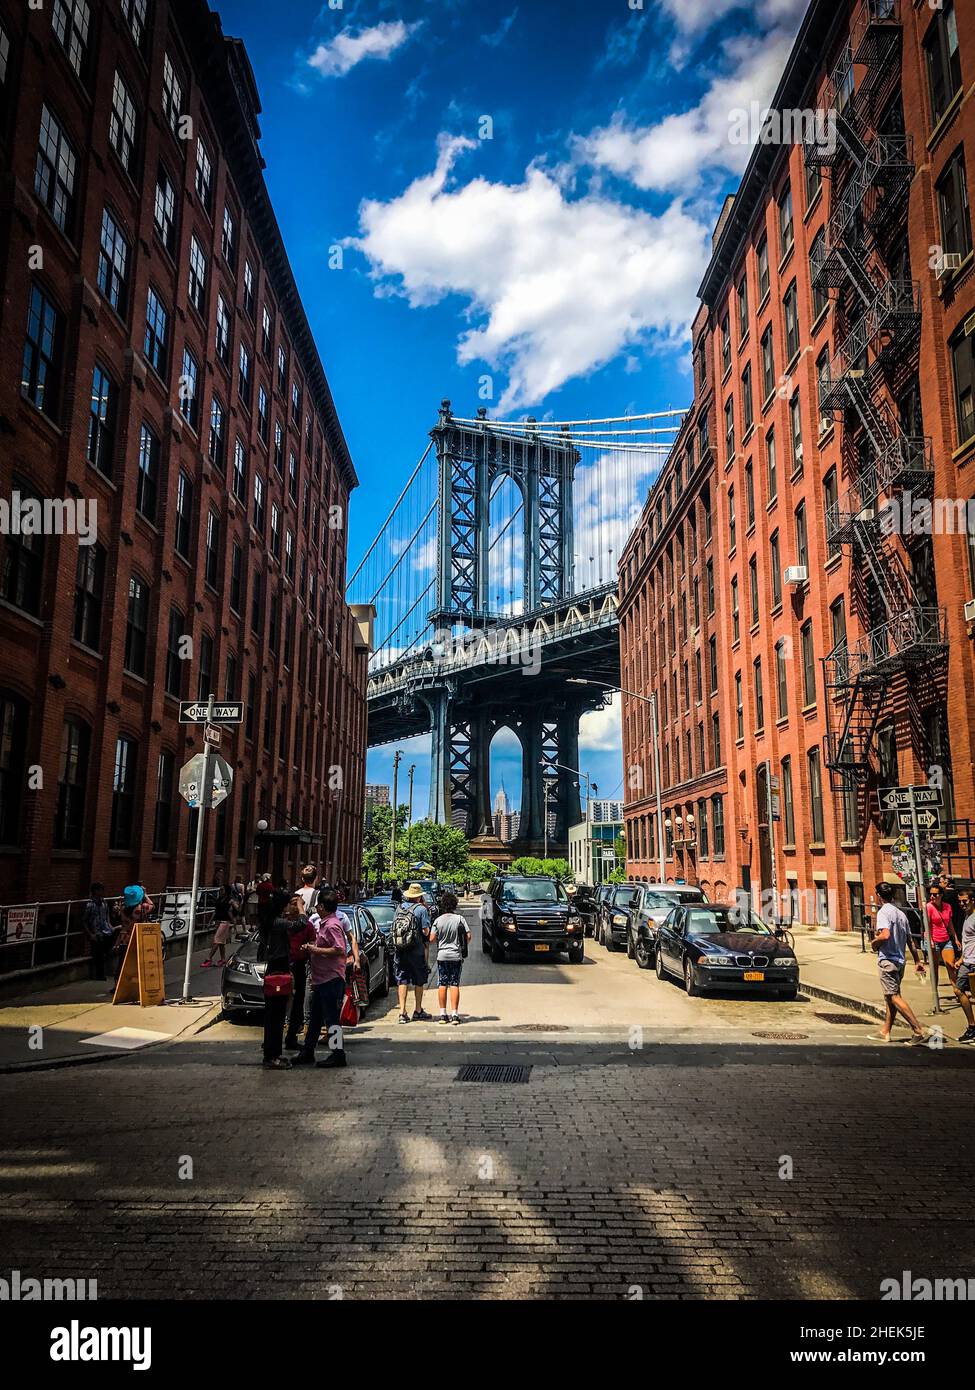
[
  {"x1": 909, "y1": 785, "x2": 940, "y2": 1015},
  {"x1": 182, "y1": 693, "x2": 215, "y2": 1003},
  {"x1": 650, "y1": 693, "x2": 665, "y2": 884}
]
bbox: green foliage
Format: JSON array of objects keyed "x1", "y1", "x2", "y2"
[
  {"x1": 607, "y1": 866, "x2": 627, "y2": 884},
  {"x1": 510, "y1": 856, "x2": 574, "y2": 883},
  {"x1": 361, "y1": 803, "x2": 408, "y2": 880}
]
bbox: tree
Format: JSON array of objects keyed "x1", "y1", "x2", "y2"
[
  {"x1": 511, "y1": 856, "x2": 546, "y2": 877},
  {"x1": 361, "y1": 802, "x2": 407, "y2": 882},
  {"x1": 510, "y1": 856, "x2": 573, "y2": 883},
  {"x1": 405, "y1": 820, "x2": 476, "y2": 880}
]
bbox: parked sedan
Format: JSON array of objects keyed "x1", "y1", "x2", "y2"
[
  {"x1": 654, "y1": 903, "x2": 799, "y2": 999},
  {"x1": 358, "y1": 896, "x2": 397, "y2": 947}
]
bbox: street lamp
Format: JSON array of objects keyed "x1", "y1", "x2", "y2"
[
  {"x1": 568, "y1": 678, "x2": 665, "y2": 884},
  {"x1": 541, "y1": 757, "x2": 597, "y2": 885}
]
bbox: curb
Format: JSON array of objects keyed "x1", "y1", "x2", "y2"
[
  {"x1": 800, "y1": 979, "x2": 885, "y2": 1021},
  {"x1": 0, "y1": 997, "x2": 222, "y2": 1074}
]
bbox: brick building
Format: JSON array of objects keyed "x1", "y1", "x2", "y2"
[
  {"x1": 0, "y1": 0, "x2": 369, "y2": 906},
  {"x1": 620, "y1": 0, "x2": 975, "y2": 931}
]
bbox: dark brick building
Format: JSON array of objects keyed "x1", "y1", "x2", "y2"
[
  {"x1": 0, "y1": 0, "x2": 369, "y2": 906},
  {"x1": 620, "y1": 0, "x2": 975, "y2": 931}
]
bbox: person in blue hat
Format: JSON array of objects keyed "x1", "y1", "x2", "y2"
[{"x1": 114, "y1": 884, "x2": 154, "y2": 985}]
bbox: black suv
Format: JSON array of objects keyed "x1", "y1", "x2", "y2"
[{"x1": 481, "y1": 875, "x2": 584, "y2": 963}]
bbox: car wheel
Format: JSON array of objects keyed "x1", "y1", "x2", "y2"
[
  {"x1": 635, "y1": 937, "x2": 653, "y2": 970},
  {"x1": 605, "y1": 931, "x2": 617, "y2": 953},
  {"x1": 779, "y1": 986, "x2": 798, "y2": 1001},
  {"x1": 655, "y1": 947, "x2": 666, "y2": 980},
  {"x1": 378, "y1": 955, "x2": 391, "y2": 997},
  {"x1": 626, "y1": 931, "x2": 635, "y2": 959},
  {"x1": 568, "y1": 942, "x2": 585, "y2": 964},
  {"x1": 490, "y1": 935, "x2": 505, "y2": 965},
  {"x1": 684, "y1": 957, "x2": 699, "y2": 997},
  {"x1": 481, "y1": 930, "x2": 489, "y2": 954}
]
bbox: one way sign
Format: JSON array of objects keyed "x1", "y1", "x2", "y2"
[
  {"x1": 897, "y1": 808, "x2": 941, "y2": 832},
  {"x1": 179, "y1": 701, "x2": 244, "y2": 724},
  {"x1": 879, "y1": 785, "x2": 942, "y2": 811}
]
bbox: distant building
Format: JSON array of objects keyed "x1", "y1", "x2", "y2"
[
  {"x1": 590, "y1": 799, "x2": 624, "y2": 824},
  {"x1": 569, "y1": 821, "x2": 623, "y2": 885},
  {"x1": 365, "y1": 785, "x2": 390, "y2": 808},
  {"x1": 492, "y1": 782, "x2": 520, "y2": 843}
]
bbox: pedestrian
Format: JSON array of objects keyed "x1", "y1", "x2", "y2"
[
  {"x1": 203, "y1": 878, "x2": 235, "y2": 967},
  {"x1": 293, "y1": 891, "x2": 349, "y2": 1068},
  {"x1": 257, "y1": 889, "x2": 294, "y2": 1070},
  {"x1": 870, "y1": 882, "x2": 928, "y2": 1045},
  {"x1": 430, "y1": 891, "x2": 470, "y2": 1025},
  {"x1": 114, "y1": 884, "x2": 155, "y2": 984},
  {"x1": 951, "y1": 885, "x2": 975, "y2": 1044},
  {"x1": 284, "y1": 896, "x2": 316, "y2": 1052},
  {"x1": 296, "y1": 864, "x2": 319, "y2": 916},
  {"x1": 926, "y1": 881, "x2": 961, "y2": 994},
  {"x1": 82, "y1": 882, "x2": 116, "y2": 982},
  {"x1": 230, "y1": 875, "x2": 246, "y2": 939},
  {"x1": 392, "y1": 883, "x2": 432, "y2": 1024}
]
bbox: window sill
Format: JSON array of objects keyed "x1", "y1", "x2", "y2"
[
  {"x1": 761, "y1": 391, "x2": 776, "y2": 417},
  {"x1": 952, "y1": 434, "x2": 975, "y2": 466},
  {"x1": 778, "y1": 243, "x2": 795, "y2": 276},
  {"x1": 803, "y1": 184, "x2": 823, "y2": 223},
  {"x1": 801, "y1": 703, "x2": 817, "y2": 716},
  {"x1": 818, "y1": 423, "x2": 835, "y2": 448},
  {"x1": 926, "y1": 88, "x2": 964, "y2": 154},
  {"x1": 70, "y1": 639, "x2": 103, "y2": 662},
  {"x1": 742, "y1": 424, "x2": 755, "y2": 447},
  {"x1": 810, "y1": 304, "x2": 830, "y2": 337},
  {"x1": 808, "y1": 842, "x2": 826, "y2": 852},
  {"x1": 775, "y1": 716, "x2": 789, "y2": 730},
  {"x1": 757, "y1": 288, "x2": 771, "y2": 318},
  {"x1": 0, "y1": 597, "x2": 44, "y2": 629},
  {"x1": 824, "y1": 552, "x2": 843, "y2": 574}
]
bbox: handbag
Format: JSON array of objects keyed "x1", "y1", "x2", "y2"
[
  {"x1": 340, "y1": 989, "x2": 359, "y2": 1027},
  {"x1": 351, "y1": 965, "x2": 369, "y2": 1008},
  {"x1": 263, "y1": 972, "x2": 293, "y2": 998}
]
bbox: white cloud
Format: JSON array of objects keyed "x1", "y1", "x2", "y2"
[
  {"x1": 308, "y1": 20, "x2": 420, "y2": 79},
  {"x1": 576, "y1": 30, "x2": 795, "y2": 193},
  {"x1": 580, "y1": 693, "x2": 621, "y2": 753},
  {"x1": 482, "y1": 9, "x2": 518, "y2": 48},
  {"x1": 659, "y1": 0, "x2": 807, "y2": 35},
  {"x1": 352, "y1": 136, "x2": 710, "y2": 411}
]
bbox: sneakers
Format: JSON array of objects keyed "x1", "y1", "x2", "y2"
[
  {"x1": 316, "y1": 1051, "x2": 347, "y2": 1069},
  {"x1": 413, "y1": 1009, "x2": 432, "y2": 1021},
  {"x1": 398, "y1": 1012, "x2": 410, "y2": 1024},
  {"x1": 906, "y1": 1032, "x2": 928, "y2": 1046},
  {"x1": 439, "y1": 1014, "x2": 450, "y2": 1025},
  {"x1": 451, "y1": 1013, "x2": 460, "y2": 1026},
  {"x1": 290, "y1": 1052, "x2": 314, "y2": 1066},
  {"x1": 959, "y1": 1027, "x2": 975, "y2": 1045}
]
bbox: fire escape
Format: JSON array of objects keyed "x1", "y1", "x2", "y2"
[{"x1": 807, "y1": 0, "x2": 947, "y2": 787}]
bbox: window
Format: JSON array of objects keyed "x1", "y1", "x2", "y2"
[
  {"x1": 262, "y1": 305, "x2": 273, "y2": 358},
  {"x1": 766, "y1": 427, "x2": 777, "y2": 503},
  {"x1": 153, "y1": 750, "x2": 175, "y2": 854},
  {"x1": 706, "y1": 559, "x2": 714, "y2": 615},
  {"x1": 250, "y1": 570, "x2": 263, "y2": 636},
  {"x1": 951, "y1": 327, "x2": 975, "y2": 445},
  {"x1": 258, "y1": 385, "x2": 269, "y2": 444},
  {"x1": 222, "y1": 203, "x2": 238, "y2": 271},
  {"x1": 274, "y1": 421, "x2": 284, "y2": 474},
  {"x1": 144, "y1": 287, "x2": 169, "y2": 376},
  {"x1": 711, "y1": 711, "x2": 721, "y2": 767},
  {"x1": 745, "y1": 460, "x2": 755, "y2": 527},
  {"x1": 924, "y1": 1, "x2": 962, "y2": 126},
  {"x1": 233, "y1": 438, "x2": 247, "y2": 503},
  {"x1": 243, "y1": 260, "x2": 255, "y2": 317},
  {"x1": 153, "y1": 163, "x2": 177, "y2": 255},
  {"x1": 215, "y1": 294, "x2": 231, "y2": 365},
  {"x1": 188, "y1": 236, "x2": 207, "y2": 314},
  {"x1": 790, "y1": 390, "x2": 803, "y2": 469},
  {"x1": 712, "y1": 795, "x2": 725, "y2": 857},
  {"x1": 807, "y1": 747, "x2": 824, "y2": 842},
  {"x1": 749, "y1": 556, "x2": 759, "y2": 624},
  {"x1": 0, "y1": 23, "x2": 8, "y2": 91},
  {"x1": 795, "y1": 500, "x2": 808, "y2": 569},
  {"x1": 121, "y1": 0, "x2": 148, "y2": 51},
  {"x1": 810, "y1": 229, "x2": 828, "y2": 319},
  {"x1": 742, "y1": 364, "x2": 754, "y2": 434},
  {"x1": 737, "y1": 276, "x2": 749, "y2": 338},
  {"x1": 770, "y1": 531, "x2": 782, "y2": 607},
  {"x1": 761, "y1": 325, "x2": 775, "y2": 401},
  {"x1": 270, "y1": 503, "x2": 281, "y2": 559},
  {"x1": 136, "y1": 423, "x2": 159, "y2": 522},
  {"x1": 823, "y1": 469, "x2": 840, "y2": 560},
  {"x1": 97, "y1": 207, "x2": 130, "y2": 314},
  {"x1": 35, "y1": 105, "x2": 77, "y2": 233},
  {"x1": 728, "y1": 486, "x2": 737, "y2": 551},
  {"x1": 161, "y1": 54, "x2": 183, "y2": 137},
  {"x1": 208, "y1": 396, "x2": 226, "y2": 467},
  {"x1": 253, "y1": 472, "x2": 265, "y2": 533},
  {"x1": 73, "y1": 543, "x2": 104, "y2": 650},
  {"x1": 87, "y1": 364, "x2": 118, "y2": 477},
  {"x1": 757, "y1": 236, "x2": 770, "y2": 300},
  {"x1": 230, "y1": 542, "x2": 243, "y2": 613},
  {"x1": 781, "y1": 758, "x2": 795, "y2": 844},
  {"x1": 277, "y1": 344, "x2": 287, "y2": 392},
  {"x1": 805, "y1": 155, "x2": 822, "y2": 210},
  {"x1": 735, "y1": 671, "x2": 744, "y2": 740},
  {"x1": 937, "y1": 148, "x2": 972, "y2": 262},
  {"x1": 165, "y1": 607, "x2": 184, "y2": 698},
  {"x1": 124, "y1": 575, "x2": 149, "y2": 675},
  {"x1": 175, "y1": 470, "x2": 193, "y2": 557},
  {"x1": 289, "y1": 451, "x2": 298, "y2": 503},
  {"x1": 708, "y1": 634, "x2": 718, "y2": 695},
  {"x1": 725, "y1": 396, "x2": 735, "y2": 459},
  {"x1": 754, "y1": 658, "x2": 765, "y2": 731},
  {"x1": 196, "y1": 138, "x2": 214, "y2": 213},
  {"x1": 840, "y1": 774, "x2": 859, "y2": 843},
  {"x1": 0, "y1": 692, "x2": 28, "y2": 844},
  {"x1": 238, "y1": 342, "x2": 252, "y2": 406},
  {"x1": 801, "y1": 620, "x2": 816, "y2": 707},
  {"x1": 778, "y1": 181, "x2": 794, "y2": 259},
  {"x1": 721, "y1": 315, "x2": 731, "y2": 375},
  {"x1": 783, "y1": 281, "x2": 800, "y2": 361},
  {"x1": 109, "y1": 71, "x2": 138, "y2": 175},
  {"x1": 110, "y1": 736, "x2": 137, "y2": 850},
  {"x1": 52, "y1": 0, "x2": 90, "y2": 78},
  {"x1": 731, "y1": 577, "x2": 740, "y2": 643},
  {"x1": 775, "y1": 639, "x2": 789, "y2": 719},
  {"x1": 816, "y1": 348, "x2": 831, "y2": 433},
  {"x1": 54, "y1": 717, "x2": 89, "y2": 849},
  {"x1": 291, "y1": 379, "x2": 302, "y2": 421},
  {"x1": 205, "y1": 509, "x2": 220, "y2": 587},
  {"x1": 21, "y1": 284, "x2": 63, "y2": 419},
  {"x1": 285, "y1": 528, "x2": 295, "y2": 582},
  {"x1": 179, "y1": 347, "x2": 199, "y2": 431}
]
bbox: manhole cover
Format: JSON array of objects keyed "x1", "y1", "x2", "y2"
[
  {"x1": 815, "y1": 1011, "x2": 871, "y2": 1025},
  {"x1": 509, "y1": 1024, "x2": 570, "y2": 1032},
  {"x1": 752, "y1": 1031, "x2": 809, "y2": 1041},
  {"x1": 455, "y1": 1064, "x2": 532, "y2": 1083}
]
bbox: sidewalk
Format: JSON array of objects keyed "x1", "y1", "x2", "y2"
[
  {"x1": 795, "y1": 929, "x2": 966, "y2": 1030},
  {"x1": 0, "y1": 945, "x2": 223, "y2": 1071}
]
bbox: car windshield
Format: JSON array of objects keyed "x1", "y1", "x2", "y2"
[
  {"x1": 686, "y1": 908, "x2": 773, "y2": 937},
  {"x1": 501, "y1": 880, "x2": 561, "y2": 903},
  {"x1": 613, "y1": 888, "x2": 642, "y2": 907},
  {"x1": 364, "y1": 904, "x2": 395, "y2": 925},
  {"x1": 644, "y1": 891, "x2": 682, "y2": 908}
]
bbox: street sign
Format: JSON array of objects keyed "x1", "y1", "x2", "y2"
[
  {"x1": 897, "y1": 808, "x2": 941, "y2": 832},
  {"x1": 210, "y1": 755, "x2": 233, "y2": 809},
  {"x1": 179, "y1": 701, "x2": 243, "y2": 724},
  {"x1": 879, "y1": 785, "x2": 943, "y2": 811},
  {"x1": 178, "y1": 753, "x2": 208, "y2": 809},
  {"x1": 203, "y1": 723, "x2": 222, "y2": 749},
  {"x1": 769, "y1": 774, "x2": 781, "y2": 822}
]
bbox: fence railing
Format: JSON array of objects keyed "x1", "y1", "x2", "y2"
[{"x1": 0, "y1": 886, "x2": 220, "y2": 979}]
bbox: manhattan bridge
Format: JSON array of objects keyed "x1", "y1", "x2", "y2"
[{"x1": 347, "y1": 401, "x2": 685, "y2": 856}]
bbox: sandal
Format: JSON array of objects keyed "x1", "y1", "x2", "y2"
[{"x1": 263, "y1": 1057, "x2": 292, "y2": 1070}]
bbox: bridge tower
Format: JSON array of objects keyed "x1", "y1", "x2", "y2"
[{"x1": 423, "y1": 402, "x2": 590, "y2": 854}]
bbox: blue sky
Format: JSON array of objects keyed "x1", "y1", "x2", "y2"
[{"x1": 219, "y1": 0, "x2": 807, "y2": 819}]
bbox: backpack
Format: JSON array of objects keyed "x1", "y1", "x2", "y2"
[{"x1": 391, "y1": 903, "x2": 420, "y2": 952}]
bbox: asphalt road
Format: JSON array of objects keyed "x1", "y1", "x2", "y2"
[{"x1": 0, "y1": 908, "x2": 970, "y2": 1300}]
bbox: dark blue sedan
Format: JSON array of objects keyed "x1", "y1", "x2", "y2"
[{"x1": 654, "y1": 903, "x2": 799, "y2": 1000}]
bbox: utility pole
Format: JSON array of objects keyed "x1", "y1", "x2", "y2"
[
  {"x1": 183, "y1": 692, "x2": 215, "y2": 1004},
  {"x1": 649, "y1": 692, "x2": 665, "y2": 885},
  {"x1": 390, "y1": 750, "x2": 402, "y2": 886},
  {"x1": 407, "y1": 763, "x2": 416, "y2": 866},
  {"x1": 908, "y1": 784, "x2": 940, "y2": 1015}
]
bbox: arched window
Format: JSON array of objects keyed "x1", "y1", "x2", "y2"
[{"x1": 0, "y1": 691, "x2": 29, "y2": 845}]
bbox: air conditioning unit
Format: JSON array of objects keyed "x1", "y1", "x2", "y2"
[
  {"x1": 937, "y1": 253, "x2": 964, "y2": 280},
  {"x1": 965, "y1": 598, "x2": 975, "y2": 623},
  {"x1": 784, "y1": 565, "x2": 809, "y2": 586}
]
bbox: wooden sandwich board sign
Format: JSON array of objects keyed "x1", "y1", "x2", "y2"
[{"x1": 112, "y1": 921, "x2": 166, "y2": 1006}]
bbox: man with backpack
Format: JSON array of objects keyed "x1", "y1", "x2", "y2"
[{"x1": 392, "y1": 883, "x2": 432, "y2": 1023}]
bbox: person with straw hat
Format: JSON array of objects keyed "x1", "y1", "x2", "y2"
[{"x1": 391, "y1": 883, "x2": 432, "y2": 1023}]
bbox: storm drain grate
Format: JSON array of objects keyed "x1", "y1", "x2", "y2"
[
  {"x1": 509, "y1": 1024, "x2": 570, "y2": 1032},
  {"x1": 815, "y1": 1011, "x2": 872, "y2": 1026},
  {"x1": 752, "y1": 1031, "x2": 809, "y2": 1041},
  {"x1": 455, "y1": 1064, "x2": 532, "y2": 1083}
]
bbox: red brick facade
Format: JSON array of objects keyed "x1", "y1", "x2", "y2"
[
  {"x1": 620, "y1": 0, "x2": 975, "y2": 930},
  {"x1": 0, "y1": 0, "x2": 367, "y2": 905}
]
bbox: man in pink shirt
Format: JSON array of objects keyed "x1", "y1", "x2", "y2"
[{"x1": 292, "y1": 891, "x2": 350, "y2": 1069}]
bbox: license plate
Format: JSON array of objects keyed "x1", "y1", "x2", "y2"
[
  {"x1": 534, "y1": 944, "x2": 550, "y2": 953},
  {"x1": 744, "y1": 970, "x2": 764, "y2": 981}
]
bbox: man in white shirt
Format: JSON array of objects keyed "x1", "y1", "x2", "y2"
[{"x1": 871, "y1": 882, "x2": 927, "y2": 1045}]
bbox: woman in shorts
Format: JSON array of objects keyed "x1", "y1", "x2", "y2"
[{"x1": 430, "y1": 891, "x2": 471, "y2": 1025}]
